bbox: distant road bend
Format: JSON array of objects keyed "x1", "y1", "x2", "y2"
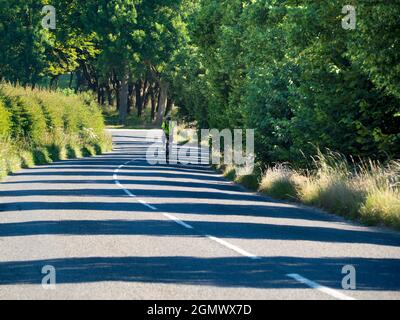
[{"x1": 0, "y1": 129, "x2": 399, "y2": 300}]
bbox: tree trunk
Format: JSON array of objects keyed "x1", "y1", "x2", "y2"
[
  {"x1": 128, "y1": 83, "x2": 134, "y2": 114},
  {"x1": 81, "y1": 62, "x2": 97, "y2": 92},
  {"x1": 135, "y1": 79, "x2": 143, "y2": 117},
  {"x1": 113, "y1": 74, "x2": 121, "y2": 111},
  {"x1": 116, "y1": 87, "x2": 120, "y2": 111},
  {"x1": 50, "y1": 76, "x2": 59, "y2": 91},
  {"x1": 100, "y1": 87, "x2": 106, "y2": 105},
  {"x1": 75, "y1": 70, "x2": 82, "y2": 93},
  {"x1": 118, "y1": 74, "x2": 129, "y2": 124},
  {"x1": 150, "y1": 86, "x2": 157, "y2": 122},
  {"x1": 165, "y1": 98, "x2": 173, "y2": 116},
  {"x1": 156, "y1": 80, "x2": 168, "y2": 125},
  {"x1": 106, "y1": 85, "x2": 113, "y2": 107},
  {"x1": 69, "y1": 72, "x2": 74, "y2": 89},
  {"x1": 140, "y1": 79, "x2": 150, "y2": 113},
  {"x1": 97, "y1": 87, "x2": 102, "y2": 104},
  {"x1": 142, "y1": 84, "x2": 151, "y2": 112}
]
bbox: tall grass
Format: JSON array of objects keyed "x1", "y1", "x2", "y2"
[
  {"x1": 0, "y1": 84, "x2": 112, "y2": 179},
  {"x1": 259, "y1": 164, "x2": 305, "y2": 201},
  {"x1": 205, "y1": 141, "x2": 399, "y2": 230},
  {"x1": 259, "y1": 151, "x2": 400, "y2": 230}
]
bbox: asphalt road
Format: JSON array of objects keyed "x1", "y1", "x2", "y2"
[{"x1": 0, "y1": 129, "x2": 399, "y2": 300}]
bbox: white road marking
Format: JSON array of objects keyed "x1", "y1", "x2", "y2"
[
  {"x1": 287, "y1": 273, "x2": 355, "y2": 300},
  {"x1": 138, "y1": 199, "x2": 157, "y2": 210},
  {"x1": 115, "y1": 181, "x2": 124, "y2": 188},
  {"x1": 163, "y1": 213, "x2": 194, "y2": 229},
  {"x1": 123, "y1": 188, "x2": 136, "y2": 197},
  {"x1": 206, "y1": 235, "x2": 260, "y2": 260},
  {"x1": 113, "y1": 159, "x2": 260, "y2": 261}
]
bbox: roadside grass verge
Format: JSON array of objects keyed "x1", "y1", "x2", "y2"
[
  {"x1": 0, "y1": 84, "x2": 112, "y2": 180},
  {"x1": 215, "y1": 151, "x2": 400, "y2": 230},
  {"x1": 261, "y1": 153, "x2": 400, "y2": 230}
]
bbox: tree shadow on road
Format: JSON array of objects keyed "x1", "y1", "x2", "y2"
[
  {"x1": 0, "y1": 218, "x2": 400, "y2": 247},
  {"x1": 0, "y1": 255, "x2": 399, "y2": 292}
]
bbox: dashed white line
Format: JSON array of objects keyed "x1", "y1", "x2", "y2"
[
  {"x1": 113, "y1": 156, "x2": 354, "y2": 300},
  {"x1": 122, "y1": 188, "x2": 136, "y2": 197},
  {"x1": 113, "y1": 160, "x2": 259, "y2": 260},
  {"x1": 206, "y1": 235, "x2": 260, "y2": 260},
  {"x1": 287, "y1": 273, "x2": 355, "y2": 300},
  {"x1": 138, "y1": 199, "x2": 157, "y2": 211},
  {"x1": 163, "y1": 213, "x2": 194, "y2": 229}
]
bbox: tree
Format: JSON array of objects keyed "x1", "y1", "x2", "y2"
[{"x1": 0, "y1": 0, "x2": 47, "y2": 86}]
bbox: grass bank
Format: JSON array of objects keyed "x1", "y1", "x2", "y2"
[
  {"x1": 0, "y1": 84, "x2": 112, "y2": 180},
  {"x1": 216, "y1": 152, "x2": 400, "y2": 230}
]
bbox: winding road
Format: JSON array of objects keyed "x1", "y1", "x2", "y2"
[{"x1": 0, "y1": 129, "x2": 399, "y2": 300}]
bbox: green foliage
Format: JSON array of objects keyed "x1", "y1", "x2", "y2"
[
  {"x1": 223, "y1": 166, "x2": 237, "y2": 181},
  {"x1": 236, "y1": 174, "x2": 259, "y2": 191},
  {"x1": 0, "y1": 98, "x2": 10, "y2": 136},
  {"x1": 0, "y1": 0, "x2": 399, "y2": 168},
  {"x1": 0, "y1": 0, "x2": 48, "y2": 85},
  {"x1": 32, "y1": 147, "x2": 52, "y2": 165},
  {"x1": 360, "y1": 190, "x2": 400, "y2": 229},
  {"x1": 258, "y1": 158, "x2": 400, "y2": 230},
  {"x1": 0, "y1": 138, "x2": 20, "y2": 178},
  {"x1": 81, "y1": 145, "x2": 96, "y2": 157},
  {"x1": 66, "y1": 144, "x2": 82, "y2": 159},
  {"x1": 259, "y1": 165, "x2": 302, "y2": 201},
  {"x1": 348, "y1": 3, "x2": 400, "y2": 100},
  {"x1": 19, "y1": 149, "x2": 35, "y2": 168},
  {"x1": 181, "y1": 0, "x2": 400, "y2": 166},
  {"x1": 0, "y1": 84, "x2": 111, "y2": 180}
]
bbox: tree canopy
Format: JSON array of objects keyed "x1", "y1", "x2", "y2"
[{"x1": 0, "y1": 0, "x2": 399, "y2": 165}]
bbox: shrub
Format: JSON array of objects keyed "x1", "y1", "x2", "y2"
[
  {"x1": 358, "y1": 161, "x2": 400, "y2": 228},
  {"x1": 0, "y1": 138, "x2": 21, "y2": 177},
  {"x1": 361, "y1": 189, "x2": 400, "y2": 229},
  {"x1": 300, "y1": 177, "x2": 364, "y2": 218},
  {"x1": 259, "y1": 164, "x2": 302, "y2": 201},
  {"x1": 81, "y1": 145, "x2": 96, "y2": 157},
  {"x1": 66, "y1": 144, "x2": 82, "y2": 159},
  {"x1": 236, "y1": 173, "x2": 259, "y2": 191},
  {"x1": 256, "y1": 152, "x2": 400, "y2": 230},
  {"x1": 223, "y1": 165, "x2": 237, "y2": 181},
  {"x1": 0, "y1": 98, "x2": 11, "y2": 137},
  {"x1": 18, "y1": 150, "x2": 35, "y2": 168},
  {"x1": 46, "y1": 144, "x2": 64, "y2": 161},
  {"x1": 32, "y1": 147, "x2": 52, "y2": 165},
  {"x1": 0, "y1": 84, "x2": 111, "y2": 180}
]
